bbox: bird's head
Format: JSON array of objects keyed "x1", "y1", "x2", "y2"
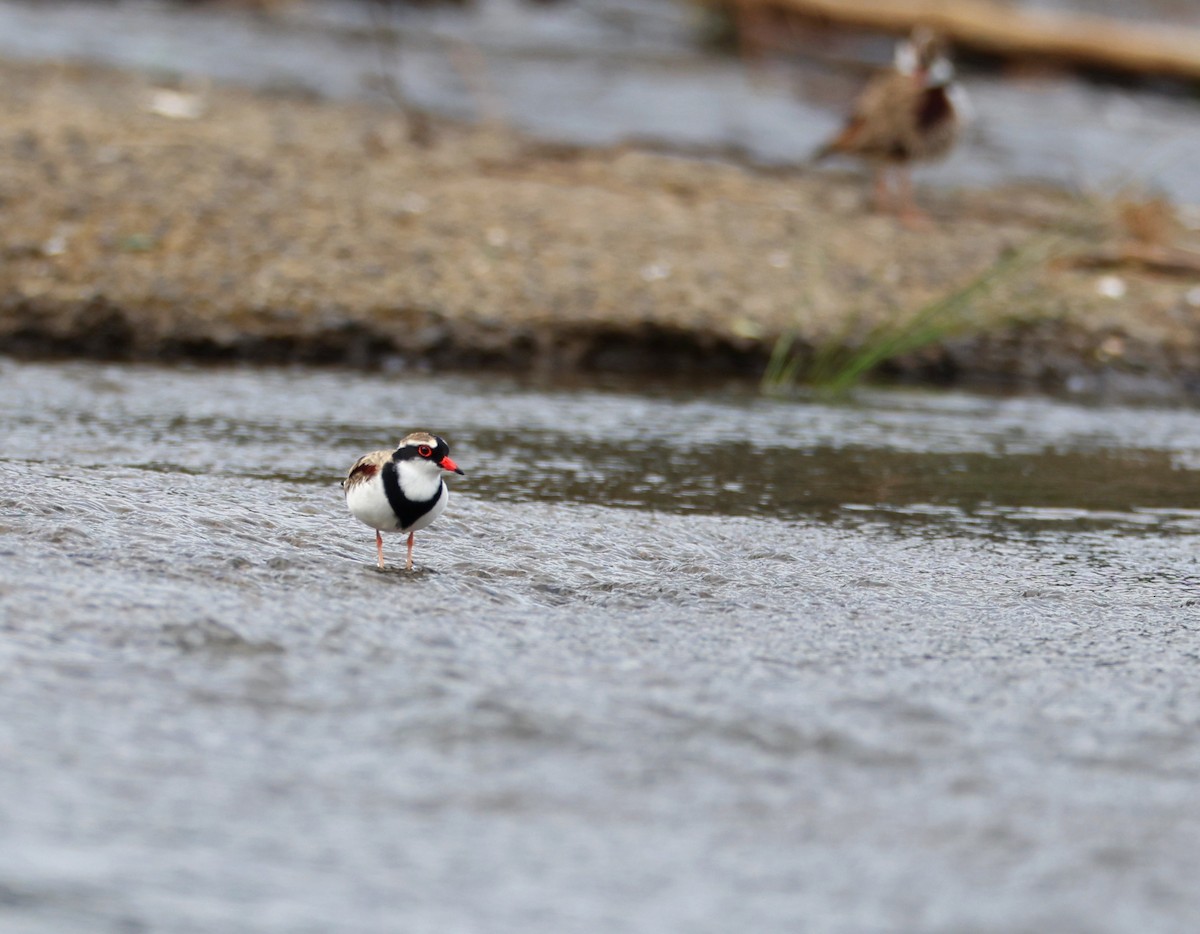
[
  {"x1": 394, "y1": 431, "x2": 465, "y2": 477},
  {"x1": 896, "y1": 26, "x2": 953, "y2": 87}
]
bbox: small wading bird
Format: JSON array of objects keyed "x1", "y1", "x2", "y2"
[
  {"x1": 812, "y1": 26, "x2": 965, "y2": 224},
  {"x1": 342, "y1": 431, "x2": 464, "y2": 570}
]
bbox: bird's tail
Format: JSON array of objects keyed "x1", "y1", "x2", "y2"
[
  {"x1": 810, "y1": 120, "x2": 859, "y2": 164},
  {"x1": 810, "y1": 141, "x2": 836, "y2": 164}
]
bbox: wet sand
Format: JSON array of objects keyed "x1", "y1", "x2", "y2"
[{"x1": 2, "y1": 57, "x2": 1199, "y2": 391}]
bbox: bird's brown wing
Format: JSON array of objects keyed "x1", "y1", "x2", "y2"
[
  {"x1": 342, "y1": 450, "x2": 390, "y2": 491},
  {"x1": 814, "y1": 72, "x2": 922, "y2": 163}
]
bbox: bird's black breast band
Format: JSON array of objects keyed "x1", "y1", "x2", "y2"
[{"x1": 381, "y1": 462, "x2": 441, "y2": 532}]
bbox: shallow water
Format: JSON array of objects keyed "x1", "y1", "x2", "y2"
[
  {"x1": 3, "y1": 358, "x2": 1200, "y2": 932},
  {"x1": 4, "y1": 0, "x2": 1200, "y2": 202}
]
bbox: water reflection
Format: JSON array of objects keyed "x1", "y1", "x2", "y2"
[
  {"x1": 8, "y1": 361, "x2": 1200, "y2": 537},
  {"x1": 451, "y1": 429, "x2": 1200, "y2": 533}
]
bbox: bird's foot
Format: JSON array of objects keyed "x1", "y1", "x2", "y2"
[{"x1": 898, "y1": 206, "x2": 934, "y2": 230}]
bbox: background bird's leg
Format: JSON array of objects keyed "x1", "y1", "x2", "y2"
[
  {"x1": 406, "y1": 532, "x2": 415, "y2": 571},
  {"x1": 376, "y1": 530, "x2": 385, "y2": 570},
  {"x1": 896, "y1": 168, "x2": 931, "y2": 228},
  {"x1": 872, "y1": 166, "x2": 892, "y2": 214}
]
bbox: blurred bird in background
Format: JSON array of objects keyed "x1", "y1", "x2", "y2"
[{"x1": 813, "y1": 26, "x2": 966, "y2": 226}]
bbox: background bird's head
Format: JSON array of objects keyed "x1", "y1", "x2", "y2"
[{"x1": 895, "y1": 26, "x2": 954, "y2": 88}]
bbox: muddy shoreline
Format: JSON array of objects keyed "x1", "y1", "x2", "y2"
[{"x1": 2, "y1": 58, "x2": 1199, "y2": 393}]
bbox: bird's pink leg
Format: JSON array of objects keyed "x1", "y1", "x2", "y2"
[
  {"x1": 896, "y1": 168, "x2": 931, "y2": 229},
  {"x1": 872, "y1": 166, "x2": 892, "y2": 214},
  {"x1": 376, "y1": 530, "x2": 385, "y2": 570},
  {"x1": 405, "y1": 532, "x2": 415, "y2": 571}
]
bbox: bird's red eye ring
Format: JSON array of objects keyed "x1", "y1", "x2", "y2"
[{"x1": 418, "y1": 445, "x2": 432, "y2": 457}]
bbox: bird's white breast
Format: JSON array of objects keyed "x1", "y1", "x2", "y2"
[
  {"x1": 406, "y1": 482, "x2": 449, "y2": 534},
  {"x1": 345, "y1": 475, "x2": 400, "y2": 531},
  {"x1": 396, "y1": 458, "x2": 444, "y2": 503}
]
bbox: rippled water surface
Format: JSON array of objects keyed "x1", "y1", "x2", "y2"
[{"x1": 3, "y1": 359, "x2": 1200, "y2": 933}]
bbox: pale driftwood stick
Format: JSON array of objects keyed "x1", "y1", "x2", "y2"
[
  {"x1": 721, "y1": 0, "x2": 1200, "y2": 80},
  {"x1": 1061, "y1": 244, "x2": 1200, "y2": 278}
]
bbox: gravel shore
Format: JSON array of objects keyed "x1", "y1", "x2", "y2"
[{"x1": 2, "y1": 57, "x2": 1199, "y2": 392}]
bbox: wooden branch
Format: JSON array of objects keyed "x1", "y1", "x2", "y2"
[
  {"x1": 1061, "y1": 244, "x2": 1200, "y2": 278},
  {"x1": 725, "y1": 0, "x2": 1200, "y2": 81}
]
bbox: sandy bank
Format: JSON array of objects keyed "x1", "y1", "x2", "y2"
[{"x1": 2, "y1": 58, "x2": 1199, "y2": 392}]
